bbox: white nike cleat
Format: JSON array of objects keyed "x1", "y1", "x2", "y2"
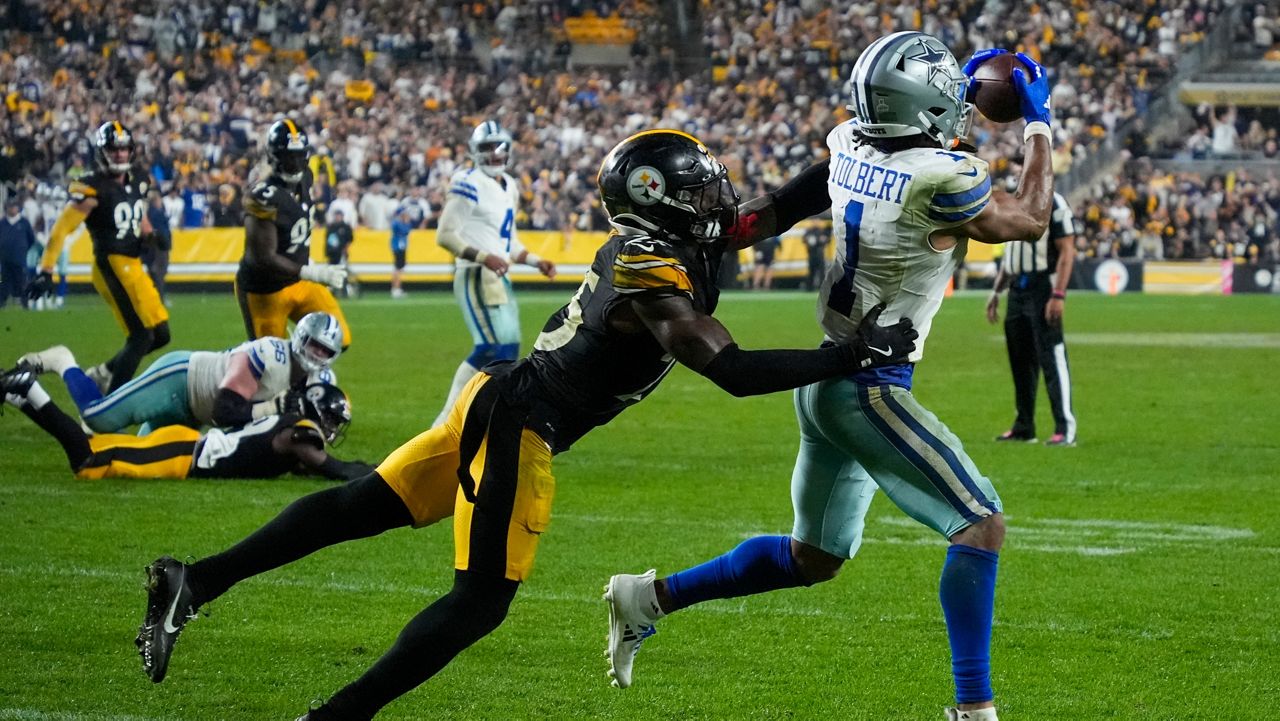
[
  {"x1": 84, "y1": 363, "x2": 113, "y2": 394},
  {"x1": 604, "y1": 569, "x2": 661, "y2": 689},
  {"x1": 17, "y1": 345, "x2": 76, "y2": 376},
  {"x1": 945, "y1": 707, "x2": 998, "y2": 721}
]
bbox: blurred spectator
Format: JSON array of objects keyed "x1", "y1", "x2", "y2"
[
  {"x1": 145, "y1": 190, "x2": 173, "y2": 303},
  {"x1": 325, "y1": 210, "x2": 355, "y2": 266},
  {"x1": 803, "y1": 224, "x2": 829, "y2": 291},
  {"x1": 208, "y1": 184, "x2": 244, "y2": 228},
  {"x1": 1, "y1": 198, "x2": 36, "y2": 307},
  {"x1": 390, "y1": 207, "x2": 412, "y2": 299},
  {"x1": 751, "y1": 235, "x2": 781, "y2": 291}
]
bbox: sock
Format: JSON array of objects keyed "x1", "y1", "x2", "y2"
[
  {"x1": 663, "y1": 535, "x2": 805, "y2": 613},
  {"x1": 62, "y1": 367, "x2": 104, "y2": 410},
  {"x1": 21, "y1": 398, "x2": 92, "y2": 469},
  {"x1": 940, "y1": 544, "x2": 999, "y2": 705},
  {"x1": 26, "y1": 380, "x2": 52, "y2": 410},
  {"x1": 433, "y1": 361, "x2": 478, "y2": 426},
  {"x1": 187, "y1": 474, "x2": 412, "y2": 606},
  {"x1": 325, "y1": 570, "x2": 518, "y2": 719}
]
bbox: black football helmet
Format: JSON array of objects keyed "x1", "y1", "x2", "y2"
[
  {"x1": 301, "y1": 383, "x2": 351, "y2": 446},
  {"x1": 93, "y1": 121, "x2": 135, "y2": 174},
  {"x1": 597, "y1": 130, "x2": 738, "y2": 243},
  {"x1": 266, "y1": 119, "x2": 311, "y2": 184}
]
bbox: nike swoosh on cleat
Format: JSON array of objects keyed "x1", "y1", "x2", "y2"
[{"x1": 161, "y1": 579, "x2": 185, "y2": 634}]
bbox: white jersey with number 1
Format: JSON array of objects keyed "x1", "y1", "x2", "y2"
[
  {"x1": 819, "y1": 120, "x2": 991, "y2": 362},
  {"x1": 445, "y1": 168, "x2": 522, "y2": 267}
]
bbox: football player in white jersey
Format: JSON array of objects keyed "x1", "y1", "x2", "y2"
[
  {"x1": 432, "y1": 120, "x2": 557, "y2": 426},
  {"x1": 14, "y1": 312, "x2": 344, "y2": 434},
  {"x1": 605, "y1": 37, "x2": 1056, "y2": 721}
]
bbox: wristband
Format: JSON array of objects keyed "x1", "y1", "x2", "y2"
[
  {"x1": 1051, "y1": 290, "x2": 1066, "y2": 300},
  {"x1": 524, "y1": 252, "x2": 543, "y2": 266},
  {"x1": 1024, "y1": 121, "x2": 1052, "y2": 145},
  {"x1": 473, "y1": 249, "x2": 489, "y2": 264}
]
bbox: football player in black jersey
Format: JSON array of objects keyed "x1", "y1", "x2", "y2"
[
  {"x1": 29, "y1": 121, "x2": 170, "y2": 393},
  {"x1": 236, "y1": 119, "x2": 352, "y2": 347},
  {"x1": 130, "y1": 130, "x2": 918, "y2": 719},
  {"x1": 0, "y1": 368, "x2": 371, "y2": 483}
]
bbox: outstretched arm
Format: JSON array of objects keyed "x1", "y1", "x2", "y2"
[
  {"x1": 727, "y1": 160, "x2": 831, "y2": 251},
  {"x1": 630, "y1": 294, "x2": 915, "y2": 397},
  {"x1": 287, "y1": 437, "x2": 377, "y2": 481}
]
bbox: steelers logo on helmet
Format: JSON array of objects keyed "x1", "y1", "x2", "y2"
[
  {"x1": 306, "y1": 385, "x2": 327, "y2": 404},
  {"x1": 627, "y1": 166, "x2": 666, "y2": 206}
]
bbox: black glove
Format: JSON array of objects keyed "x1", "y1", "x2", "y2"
[
  {"x1": 279, "y1": 386, "x2": 308, "y2": 416},
  {"x1": 850, "y1": 303, "x2": 918, "y2": 368},
  {"x1": 27, "y1": 271, "x2": 53, "y2": 302}
]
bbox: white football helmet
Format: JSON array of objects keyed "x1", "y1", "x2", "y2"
[
  {"x1": 290, "y1": 312, "x2": 344, "y2": 373},
  {"x1": 468, "y1": 120, "x2": 514, "y2": 177}
]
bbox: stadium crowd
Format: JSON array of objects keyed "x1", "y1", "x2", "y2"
[
  {"x1": 0, "y1": 0, "x2": 1246, "y2": 247},
  {"x1": 1075, "y1": 162, "x2": 1279, "y2": 262}
]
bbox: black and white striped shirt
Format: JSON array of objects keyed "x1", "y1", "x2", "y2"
[{"x1": 1006, "y1": 192, "x2": 1075, "y2": 275}]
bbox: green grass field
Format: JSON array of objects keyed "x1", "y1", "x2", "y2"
[{"x1": 1, "y1": 290, "x2": 1277, "y2": 721}]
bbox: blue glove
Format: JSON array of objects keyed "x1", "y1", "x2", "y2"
[
  {"x1": 1011, "y1": 51, "x2": 1052, "y2": 126},
  {"x1": 962, "y1": 48, "x2": 1008, "y2": 78},
  {"x1": 961, "y1": 48, "x2": 1007, "y2": 102}
]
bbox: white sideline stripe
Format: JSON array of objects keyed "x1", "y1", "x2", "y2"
[
  {"x1": 0, "y1": 710, "x2": 177, "y2": 721},
  {"x1": 991, "y1": 332, "x2": 1280, "y2": 349}
]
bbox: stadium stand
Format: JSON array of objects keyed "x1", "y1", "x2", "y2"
[{"x1": 0, "y1": 0, "x2": 1272, "y2": 291}]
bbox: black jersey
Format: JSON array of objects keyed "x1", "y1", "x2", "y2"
[
  {"x1": 519, "y1": 232, "x2": 724, "y2": 452},
  {"x1": 187, "y1": 414, "x2": 323, "y2": 479},
  {"x1": 237, "y1": 169, "x2": 315, "y2": 293},
  {"x1": 68, "y1": 171, "x2": 150, "y2": 258}
]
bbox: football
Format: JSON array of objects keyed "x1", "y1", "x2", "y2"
[{"x1": 968, "y1": 52, "x2": 1029, "y2": 123}]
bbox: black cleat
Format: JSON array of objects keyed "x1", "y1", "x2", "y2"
[
  {"x1": 994, "y1": 429, "x2": 1036, "y2": 443},
  {"x1": 0, "y1": 364, "x2": 37, "y2": 397},
  {"x1": 136, "y1": 556, "x2": 200, "y2": 683}
]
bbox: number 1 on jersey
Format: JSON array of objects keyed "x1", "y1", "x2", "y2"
[{"x1": 826, "y1": 200, "x2": 863, "y2": 318}]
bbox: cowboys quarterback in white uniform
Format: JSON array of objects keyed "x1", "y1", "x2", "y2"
[
  {"x1": 432, "y1": 120, "x2": 556, "y2": 426},
  {"x1": 606, "y1": 34, "x2": 1058, "y2": 721}
]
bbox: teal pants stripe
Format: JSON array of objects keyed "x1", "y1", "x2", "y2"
[
  {"x1": 454, "y1": 267, "x2": 521, "y2": 347},
  {"x1": 82, "y1": 351, "x2": 194, "y2": 434},
  {"x1": 790, "y1": 379, "x2": 1002, "y2": 559}
]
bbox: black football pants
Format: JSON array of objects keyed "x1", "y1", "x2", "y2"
[{"x1": 1004, "y1": 274, "x2": 1075, "y2": 441}]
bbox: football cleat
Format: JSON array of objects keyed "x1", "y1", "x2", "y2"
[
  {"x1": 994, "y1": 429, "x2": 1036, "y2": 443},
  {"x1": 603, "y1": 569, "x2": 660, "y2": 689},
  {"x1": 85, "y1": 363, "x2": 113, "y2": 394},
  {"x1": 136, "y1": 556, "x2": 200, "y2": 683},
  {"x1": 16, "y1": 345, "x2": 75, "y2": 376},
  {"x1": 1045, "y1": 433, "x2": 1076, "y2": 447},
  {"x1": 1, "y1": 365, "x2": 37, "y2": 403},
  {"x1": 945, "y1": 706, "x2": 998, "y2": 721}
]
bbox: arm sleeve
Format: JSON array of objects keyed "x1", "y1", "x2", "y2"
[
  {"x1": 41, "y1": 203, "x2": 89, "y2": 270},
  {"x1": 212, "y1": 388, "x2": 253, "y2": 427},
  {"x1": 699, "y1": 342, "x2": 859, "y2": 398},
  {"x1": 435, "y1": 195, "x2": 474, "y2": 256},
  {"x1": 772, "y1": 160, "x2": 832, "y2": 233}
]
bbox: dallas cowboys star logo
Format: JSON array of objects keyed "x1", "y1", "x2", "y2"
[{"x1": 905, "y1": 38, "x2": 949, "y2": 85}]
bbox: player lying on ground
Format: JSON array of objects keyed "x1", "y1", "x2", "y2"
[
  {"x1": 604, "y1": 39, "x2": 1055, "y2": 721},
  {"x1": 0, "y1": 368, "x2": 371, "y2": 482},
  {"x1": 15, "y1": 311, "x2": 343, "y2": 435},
  {"x1": 131, "y1": 130, "x2": 918, "y2": 721}
]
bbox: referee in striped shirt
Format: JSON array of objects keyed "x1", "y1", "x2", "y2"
[{"x1": 986, "y1": 191, "x2": 1078, "y2": 446}]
